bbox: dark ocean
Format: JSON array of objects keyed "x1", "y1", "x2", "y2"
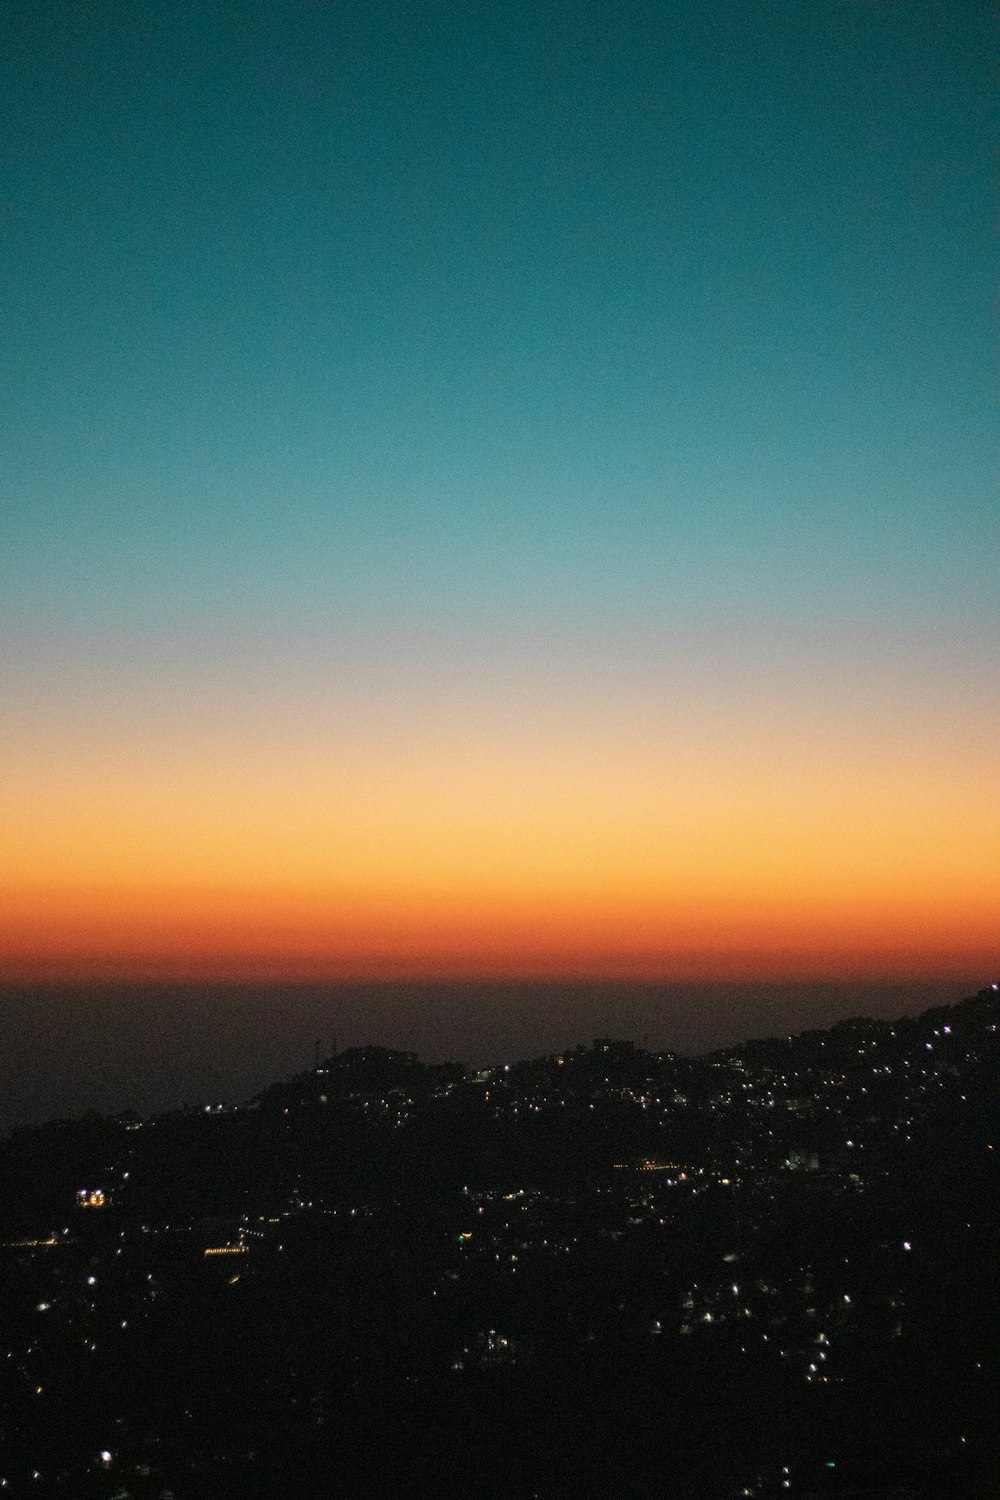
[{"x1": 0, "y1": 978, "x2": 976, "y2": 1134}]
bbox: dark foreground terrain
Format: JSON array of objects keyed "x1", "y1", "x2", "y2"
[{"x1": 1, "y1": 985, "x2": 998, "y2": 1498}]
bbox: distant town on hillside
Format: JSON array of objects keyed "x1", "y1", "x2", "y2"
[{"x1": 2, "y1": 985, "x2": 998, "y2": 1498}]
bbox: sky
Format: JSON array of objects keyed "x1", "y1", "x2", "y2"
[{"x1": 1, "y1": 0, "x2": 996, "y2": 986}]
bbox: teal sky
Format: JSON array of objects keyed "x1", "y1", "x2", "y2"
[{"x1": 2, "y1": 0, "x2": 995, "y2": 636}]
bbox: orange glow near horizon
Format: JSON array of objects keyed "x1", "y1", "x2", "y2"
[
  {"x1": 2, "y1": 625, "x2": 995, "y2": 984},
  {"x1": 3, "y1": 796, "x2": 994, "y2": 982}
]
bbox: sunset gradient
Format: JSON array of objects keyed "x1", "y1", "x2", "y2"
[
  {"x1": 1, "y1": 0, "x2": 996, "y2": 986},
  {"x1": 3, "y1": 619, "x2": 995, "y2": 982}
]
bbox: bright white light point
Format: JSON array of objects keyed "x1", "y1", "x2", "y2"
[
  {"x1": 99, "y1": 1451, "x2": 112, "y2": 1464},
  {"x1": 902, "y1": 1241, "x2": 911, "y2": 1251}
]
